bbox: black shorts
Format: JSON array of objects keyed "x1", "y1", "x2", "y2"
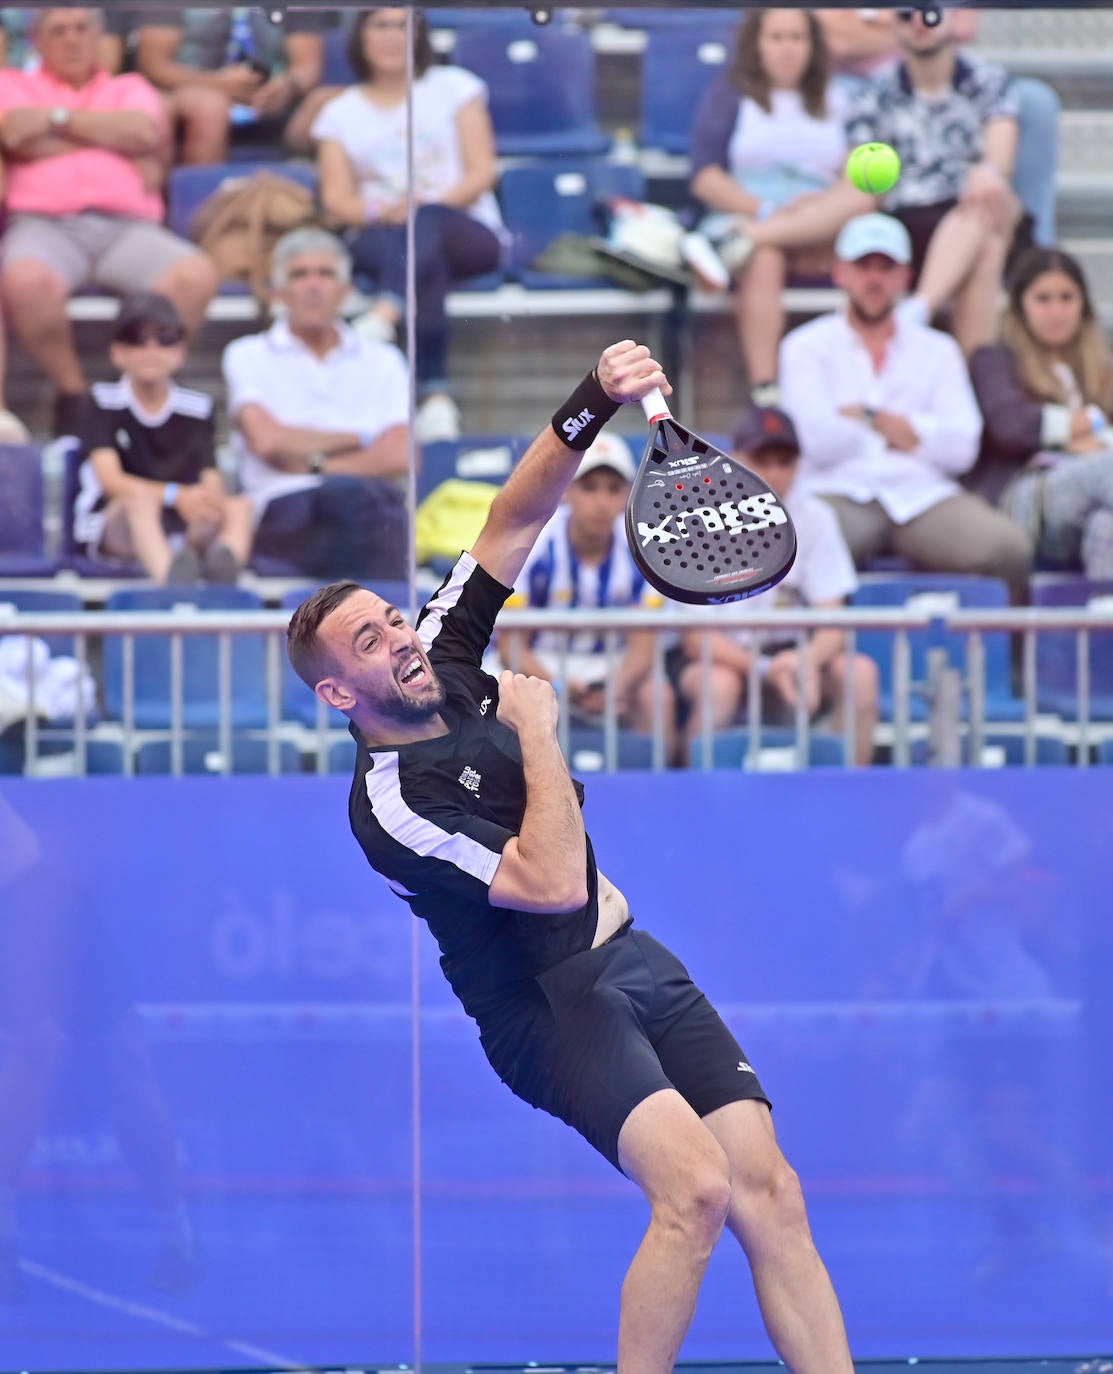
[
  {"x1": 478, "y1": 924, "x2": 770, "y2": 1172},
  {"x1": 894, "y1": 199, "x2": 1034, "y2": 287}
]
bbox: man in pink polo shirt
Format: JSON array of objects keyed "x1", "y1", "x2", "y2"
[{"x1": 0, "y1": 8, "x2": 218, "y2": 437}]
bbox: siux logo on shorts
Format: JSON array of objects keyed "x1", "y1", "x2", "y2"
[{"x1": 637, "y1": 492, "x2": 788, "y2": 546}]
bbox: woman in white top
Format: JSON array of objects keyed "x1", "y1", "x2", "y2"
[
  {"x1": 313, "y1": 8, "x2": 504, "y2": 442},
  {"x1": 686, "y1": 8, "x2": 873, "y2": 402}
]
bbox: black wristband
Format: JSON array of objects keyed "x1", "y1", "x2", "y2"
[{"x1": 551, "y1": 369, "x2": 621, "y2": 451}]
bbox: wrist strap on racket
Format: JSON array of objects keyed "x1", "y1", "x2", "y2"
[{"x1": 551, "y1": 370, "x2": 621, "y2": 451}]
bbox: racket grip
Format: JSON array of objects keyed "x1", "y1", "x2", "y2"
[{"x1": 640, "y1": 388, "x2": 672, "y2": 424}]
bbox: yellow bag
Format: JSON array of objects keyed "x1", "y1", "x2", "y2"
[{"x1": 414, "y1": 479, "x2": 501, "y2": 564}]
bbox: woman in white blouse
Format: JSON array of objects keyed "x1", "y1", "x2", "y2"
[
  {"x1": 314, "y1": 8, "x2": 505, "y2": 442},
  {"x1": 686, "y1": 8, "x2": 873, "y2": 404}
]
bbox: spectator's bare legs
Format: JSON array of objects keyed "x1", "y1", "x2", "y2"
[
  {"x1": 1, "y1": 260, "x2": 86, "y2": 394},
  {"x1": 170, "y1": 86, "x2": 232, "y2": 165},
  {"x1": 736, "y1": 245, "x2": 787, "y2": 390},
  {"x1": 153, "y1": 254, "x2": 220, "y2": 341},
  {"x1": 910, "y1": 195, "x2": 1022, "y2": 356},
  {"x1": 746, "y1": 181, "x2": 875, "y2": 253},
  {"x1": 626, "y1": 674, "x2": 680, "y2": 768},
  {"x1": 677, "y1": 657, "x2": 744, "y2": 760},
  {"x1": 218, "y1": 494, "x2": 255, "y2": 567},
  {"x1": 703, "y1": 1100, "x2": 855, "y2": 1374},
  {"x1": 823, "y1": 652, "x2": 879, "y2": 767},
  {"x1": 101, "y1": 488, "x2": 178, "y2": 580}
]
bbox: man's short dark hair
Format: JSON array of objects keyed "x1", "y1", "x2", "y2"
[{"x1": 287, "y1": 581, "x2": 362, "y2": 690}]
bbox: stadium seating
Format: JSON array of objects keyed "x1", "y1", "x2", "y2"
[
  {"x1": 851, "y1": 575, "x2": 1019, "y2": 723},
  {"x1": 908, "y1": 732, "x2": 1070, "y2": 768},
  {"x1": 0, "y1": 444, "x2": 61, "y2": 576},
  {"x1": 416, "y1": 435, "x2": 525, "y2": 504},
  {"x1": 453, "y1": 26, "x2": 609, "y2": 156},
  {"x1": 499, "y1": 158, "x2": 647, "y2": 288},
  {"x1": 165, "y1": 162, "x2": 319, "y2": 261},
  {"x1": 568, "y1": 726, "x2": 658, "y2": 771},
  {"x1": 102, "y1": 586, "x2": 271, "y2": 729},
  {"x1": 135, "y1": 734, "x2": 303, "y2": 776},
  {"x1": 1031, "y1": 577, "x2": 1113, "y2": 720},
  {"x1": 639, "y1": 25, "x2": 735, "y2": 155},
  {"x1": 688, "y1": 727, "x2": 847, "y2": 769},
  {"x1": 0, "y1": 587, "x2": 85, "y2": 657}
]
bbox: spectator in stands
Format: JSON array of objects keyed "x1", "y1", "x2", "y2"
[
  {"x1": 817, "y1": 7, "x2": 1060, "y2": 248},
  {"x1": 0, "y1": 5, "x2": 125, "y2": 73},
  {"x1": 780, "y1": 212, "x2": 1032, "y2": 602},
  {"x1": 969, "y1": 247, "x2": 1113, "y2": 579},
  {"x1": 843, "y1": 7, "x2": 1029, "y2": 358},
  {"x1": 223, "y1": 228, "x2": 411, "y2": 581},
  {"x1": 313, "y1": 7, "x2": 506, "y2": 444},
  {"x1": 0, "y1": 7, "x2": 218, "y2": 439},
  {"x1": 0, "y1": 324, "x2": 27, "y2": 441},
  {"x1": 497, "y1": 432, "x2": 678, "y2": 765},
  {"x1": 677, "y1": 406, "x2": 878, "y2": 767},
  {"x1": 132, "y1": 8, "x2": 335, "y2": 165},
  {"x1": 73, "y1": 292, "x2": 252, "y2": 583},
  {"x1": 686, "y1": 7, "x2": 874, "y2": 406}
]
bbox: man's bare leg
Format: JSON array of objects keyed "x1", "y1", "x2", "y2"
[
  {"x1": 616, "y1": 1089, "x2": 733, "y2": 1373},
  {"x1": 703, "y1": 1100, "x2": 855, "y2": 1374}
]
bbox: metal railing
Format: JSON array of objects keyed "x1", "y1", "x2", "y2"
[{"x1": 1, "y1": 602, "x2": 1112, "y2": 775}]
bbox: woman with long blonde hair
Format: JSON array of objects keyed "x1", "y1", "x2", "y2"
[{"x1": 969, "y1": 247, "x2": 1113, "y2": 576}]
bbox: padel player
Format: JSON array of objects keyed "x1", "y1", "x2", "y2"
[{"x1": 286, "y1": 340, "x2": 854, "y2": 1374}]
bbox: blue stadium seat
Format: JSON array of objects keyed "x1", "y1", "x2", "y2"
[
  {"x1": 280, "y1": 581, "x2": 412, "y2": 727},
  {"x1": 607, "y1": 8, "x2": 736, "y2": 29},
  {"x1": 851, "y1": 575, "x2": 1018, "y2": 722},
  {"x1": 135, "y1": 734, "x2": 303, "y2": 776},
  {"x1": 567, "y1": 727, "x2": 659, "y2": 771},
  {"x1": 165, "y1": 162, "x2": 318, "y2": 259},
  {"x1": 321, "y1": 20, "x2": 356, "y2": 85},
  {"x1": 908, "y1": 732, "x2": 1070, "y2": 767},
  {"x1": 499, "y1": 159, "x2": 647, "y2": 287},
  {"x1": 430, "y1": 8, "x2": 540, "y2": 30},
  {"x1": 453, "y1": 27, "x2": 609, "y2": 157},
  {"x1": 689, "y1": 727, "x2": 847, "y2": 769},
  {"x1": 1031, "y1": 577, "x2": 1113, "y2": 720},
  {"x1": 0, "y1": 444, "x2": 61, "y2": 576},
  {"x1": 102, "y1": 587, "x2": 270, "y2": 729},
  {"x1": 0, "y1": 588, "x2": 84, "y2": 657},
  {"x1": 417, "y1": 435, "x2": 525, "y2": 504},
  {"x1": 639, "y1": 25, "x2": 735, "y2": 155},
  {"x1": 59, "y1": 441, "x2": 146, "y2": 579},
  {"x1": 1098, "y1": 740, "x2": 1113, "y2": 766}
]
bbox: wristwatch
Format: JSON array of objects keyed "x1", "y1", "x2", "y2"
[
  {"x1": 49, "y1": 106, "x2": 70, "y2": 129},
  {"x1": 863, "y1": 406, "x2": 878, "y2": 427},
  {"x1": 307, "y1": 452, "x2": 326, "y2": 475}
]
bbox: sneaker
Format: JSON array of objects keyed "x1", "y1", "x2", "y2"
[
  {"x1": 165, "y1": 547, "x2": 201, "y2": 585},
  {"x1": 415, "y1": 393, "x2": 460, "y2": 443},
  {"x1": 0, "y1": 409, "x2": 29, "y2": 443},
  {"x1": 201, "y1": 542, "x2": 241, "y2": 584},
  {"x1": 750, "y1": 381, "x2": 782, "y2": 408},
  {"x1": 716, "y1": 225, "x2": 755, "y2": 276},
  {"x1": 352, "y1": 308, "x2": 398, "y2": 346},
  {"x1": 681, "y1": 231, "x2": 730, "y2": 291}
]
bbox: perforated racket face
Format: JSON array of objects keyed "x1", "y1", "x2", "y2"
[{"x1": 625, "y1": 418, "x2": 797, "y2": 605}]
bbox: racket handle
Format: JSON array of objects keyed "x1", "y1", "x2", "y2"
[{"x1": 640, "y1": 388, "x2": 672, "y2": 425}]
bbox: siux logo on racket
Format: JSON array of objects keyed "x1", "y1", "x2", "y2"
[{"x1": 636, "y1": 491, "x2": 788, "y2": 547}]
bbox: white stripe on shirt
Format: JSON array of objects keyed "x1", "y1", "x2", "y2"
[{"x1": 363, "y1": 750, "x2": 502, "y2": 886}]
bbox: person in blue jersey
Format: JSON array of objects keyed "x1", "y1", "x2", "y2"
[{"x1": 285, "y1": 340, "x2": 854, "y2": 1374}]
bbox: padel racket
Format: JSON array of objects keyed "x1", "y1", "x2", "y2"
[{"x1": 625, "y1": 390, "x2": 797, "y2": 605}]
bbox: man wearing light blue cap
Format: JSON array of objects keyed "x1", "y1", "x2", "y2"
[{"x1": 777, "y1": 212, "x2": 1032, "y2": 601}]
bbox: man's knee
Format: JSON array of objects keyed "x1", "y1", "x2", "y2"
[
  {"x1": 3, "y1": 257, "x2": 69, "y2": 311},
  {"x1": 732, "y1": 1154, "x2": 811, "y2": 1241},
  {"x1": 157, "y1": 249, "x2": 219, "y2": 303},
  {"x1": 978, "y1": 512, "x2": 1033, "y2": 586},
  {"x1": 655, "y1": 1156, "x2": 733, "y2": 1254}
]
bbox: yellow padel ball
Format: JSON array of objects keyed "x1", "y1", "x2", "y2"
[{"x1": 847, "y1": 142, "x2": 902, "y2": 195}]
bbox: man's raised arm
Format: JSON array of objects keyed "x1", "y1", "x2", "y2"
[{"x1": 469, "y1": 340, "x2": 670, "y2": 589}]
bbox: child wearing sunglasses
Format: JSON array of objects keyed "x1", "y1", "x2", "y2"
[{"x1": 72, "y1": 292, "x2": 253, "y2": 583}]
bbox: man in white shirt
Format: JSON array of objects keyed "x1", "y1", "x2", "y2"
[
  {"x1": 678, "y1": 406, "x2": 879, "y2": 765},
  {"x1": 779, "y1": 212, "x2": 1032, "y2": 601},
  {"x1": 222, "y1": 228, "x2": 411, "y2": 579}
]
